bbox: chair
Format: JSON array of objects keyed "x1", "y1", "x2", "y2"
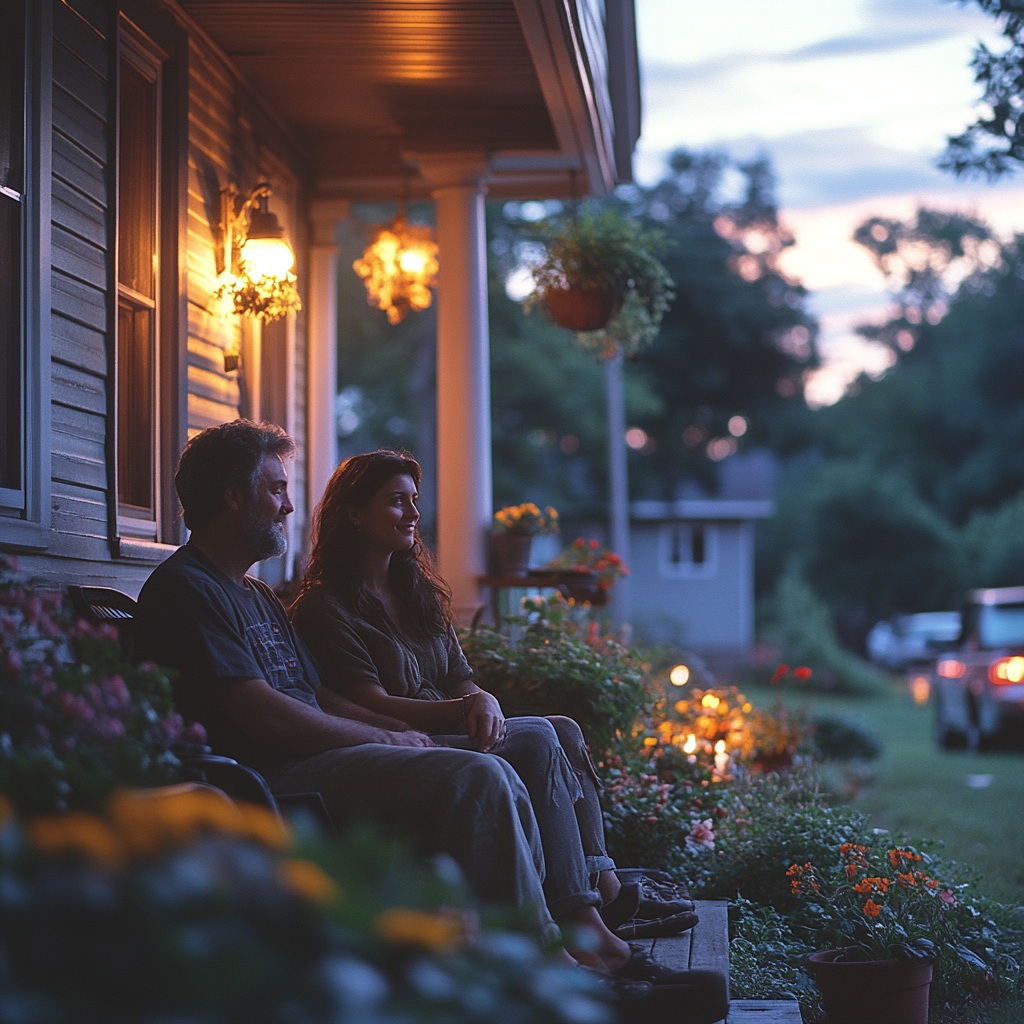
[{"x1": 64, "y1": 584, "x2": 335, "y2": 834}]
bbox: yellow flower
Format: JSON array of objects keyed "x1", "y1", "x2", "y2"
[
  {"x1": 278, "y1": 858, "x2": 342, "y2": 904},
  {"x1": 375, "y1": 908, "x2": 462, "y2": 951},
  {"x1": 28, "y1": 812, "x2": 125, "y2": 866}
]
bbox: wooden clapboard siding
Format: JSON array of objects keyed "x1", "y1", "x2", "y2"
[{"x1": 50, "y1": 0, "x2": 113, "y2": 568}]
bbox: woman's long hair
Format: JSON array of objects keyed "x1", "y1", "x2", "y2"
[{"x1": 299, "y1": 450, "x2": 452, "y2": 638}]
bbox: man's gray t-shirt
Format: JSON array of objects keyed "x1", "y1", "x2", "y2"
[{"x1": 134, "y1": 544, "x2": 321, "y2": 771}]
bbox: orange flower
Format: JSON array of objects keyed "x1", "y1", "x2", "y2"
[
  {"x1": 845, "y1": 863, "x2": 860, "y2": 880},
  {"x1": 863, "y1": 899, "x2": 881, "y2": 918}
]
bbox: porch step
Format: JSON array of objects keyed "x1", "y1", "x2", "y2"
[{"x1": 633, "y1": 899, "x2": 801, "y2": 1024}]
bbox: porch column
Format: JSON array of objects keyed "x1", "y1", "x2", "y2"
[
  {"x1": 307, "y1": 200, "x2": 349, "y2": 517},
  {"x1": 414, "y1": 154, "x2": 491, "y2": 622}
]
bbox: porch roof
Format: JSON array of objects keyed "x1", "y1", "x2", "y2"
[{"x1": 177, "y1": 0, "x2": 638, "y2": 200}]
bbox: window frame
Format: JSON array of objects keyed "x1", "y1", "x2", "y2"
[
  {"x1": 0, "y1": 0, "x2": 52, "y2": 553},
  {"x1": 113, "y1": 21, "x2": 164, "y2": 544},
  {"x1": 657, "y1": 521, "x2": 719, "y2": 580}
]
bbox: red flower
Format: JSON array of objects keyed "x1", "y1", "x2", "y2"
[
  {"x1": 863, "y1": 899, "x2": 882, "y2": 918},
  {"x1": 793, "y1": 666, "x2": 812, "y2": 680},
  {"x1": 770, "y1": 664, "x2": 788, "y2": 684}
]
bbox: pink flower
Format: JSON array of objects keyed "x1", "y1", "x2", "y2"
[
  {"x1": 184, "y1": 721, "x2": 208, "y2": 744},
  {"x1": 686, "y1": 818, "x2": 716, "y2": 852},
  {"x1": 939, "y1": 888, "x2": 957, "y2": 906}
]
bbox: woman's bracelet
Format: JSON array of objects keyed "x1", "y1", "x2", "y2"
[{"x1": 461, "y1": 693, "x2": 473, "y2": 720}]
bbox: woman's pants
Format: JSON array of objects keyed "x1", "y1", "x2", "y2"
[{"x1": 435, "y1": 715, "x2": 613, "y2": 920}]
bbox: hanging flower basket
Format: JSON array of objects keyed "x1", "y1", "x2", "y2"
[
  {"x1": 544, "y1": 286, "x2": 622, "y2": 332},
  {"x1": 491, "y1": 533, "x2": 533, "y2": 576}
]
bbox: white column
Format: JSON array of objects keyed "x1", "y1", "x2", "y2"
[
  {"x1": 414, "y1": 154, "x2": 491, "y2": 623},
  {"x1": 307, "y1": 200, "x2": 349, "y2": 519}
]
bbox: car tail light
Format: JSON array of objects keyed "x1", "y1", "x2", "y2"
[
  {"x1": 990, "y1": 656, "x2": 1024, "y2": 685},
  {"x1": 937, "y1": 659, "x2": 966, "y2": 678}
]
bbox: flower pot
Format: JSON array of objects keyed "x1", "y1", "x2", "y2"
[
  {"x1": 491, "y1": 533, "x2": 533, "y2": 576},
  {"x1": 556, "y1": 571, "x2": 609, "y2": 607},
  {"x1": 806, "y1": 949, "x2": 933, "y2": 1024},
  {"x1": 545, "y1": 286, "x2": 622, "y2": 331}
]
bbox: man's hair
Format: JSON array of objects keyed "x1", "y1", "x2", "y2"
[{"x1": 175, "y1": 419, "x2": 297, "y2": 530}]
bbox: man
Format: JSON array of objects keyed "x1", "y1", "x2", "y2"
[{"x1": 134, "y1": 420, "x2": 561, "y2": 944}]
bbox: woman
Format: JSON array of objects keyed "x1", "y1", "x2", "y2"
[{"x1": 290, "y1": 451, "x2": 698, "y2": 982}]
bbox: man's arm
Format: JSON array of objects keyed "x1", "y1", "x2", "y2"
[
  {"x1": 314, "y1": 685, "x2": 415, "y2": 731},
  {"x1": 218, "y1": 678, "x2": 436, "y2": 754}
]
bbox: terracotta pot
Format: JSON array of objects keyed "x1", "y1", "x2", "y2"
[
  {"x1": 491, "y1": 533, "x2": 533, "y2": 576},
  {"x1": 545, "y1": 286, "x2": 622, "y2": 331},
  {"x1": 806, "y1": 949, "x2": 933, "y2": 1024}
]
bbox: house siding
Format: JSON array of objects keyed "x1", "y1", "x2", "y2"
[{"x1": 8, "y1": 0, "x2": 312, "y2": 596}]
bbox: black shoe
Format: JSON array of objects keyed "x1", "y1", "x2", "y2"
[{"x1": 601, "y1": 879, "x2": 700, "y2": 939}]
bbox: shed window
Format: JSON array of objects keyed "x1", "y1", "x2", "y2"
[
  {"x1": 658, "y1": 523, "x2": 718, "y2": 580},
  {"x1": 116, "y1": 36, "x2": 161, "y2": 535},
  {"x1": 0, "y1": 0, "x2": 26, "y2": 508}
]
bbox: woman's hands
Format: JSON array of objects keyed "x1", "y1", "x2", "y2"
[{"x1": 464, "y1": 690, "x2": 506, "y2": 752}]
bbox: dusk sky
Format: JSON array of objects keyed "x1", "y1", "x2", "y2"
[{"x1": 634, "y1": 0, "x2": 1024, "y2": 404}]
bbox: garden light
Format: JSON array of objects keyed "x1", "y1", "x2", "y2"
[
  {"x1": 670, "y1": 664, "x2": 690, "y2": 686},
  {"x1": 701, "y1": 693, "x2": 720, "y2": 709},
  {"x1": 682, "y1": 734, "x2": 697, "y2": 754},
  {"x1": 909, "y1": 675, "x2": 930, "y2": 705}
]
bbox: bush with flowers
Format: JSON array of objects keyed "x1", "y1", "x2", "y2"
[
  {"x1": 0, "y1": 787, "x2": 610, "y2": 1023},
  {"x1": 547, "y1": 538, "x2": 629, "y2": 591},
  {"x1": 492, "y1": 503, "x2": 559, "y2": 535},
  {"x1": 0, "y1": 556, "x2": 202, "y2": 814},
  {"x1": 460, "y1": 593, "x2": 653, "y2": 756}
]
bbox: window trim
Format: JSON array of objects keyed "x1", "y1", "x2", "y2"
[
  {"x1": 657, "y1": 522, "x2": 719, "y2": 581},
  {"x1": 112, "y1": 21, "x2": 164, "y2": 544},
  {"x1": 1, "y1": 0, "x2": 51, "y2": 553}
]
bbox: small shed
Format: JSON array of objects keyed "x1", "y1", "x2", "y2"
[{"x1": 629, "y1": 498, "x2": 774, "y2": 657}]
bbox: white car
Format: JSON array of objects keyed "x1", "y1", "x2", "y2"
[
  {"x1": 867, "y1": 611, "x2": 961, "y2": 670},
  {"x1": 932, "y1": 586, "x2": 1024, "y2": 750}
]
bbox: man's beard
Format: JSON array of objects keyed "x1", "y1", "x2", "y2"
[{"x1": 241, "y1": 507, "x2": 288, "y2": 561}]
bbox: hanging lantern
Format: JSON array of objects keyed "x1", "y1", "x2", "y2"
[{"x1": 353, "y1": 211, "x2": 439, "y2": 324}]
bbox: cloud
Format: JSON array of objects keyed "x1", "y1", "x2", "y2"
[{"x1": 784, "y1": 29, "x2": 950, "y2": 61}]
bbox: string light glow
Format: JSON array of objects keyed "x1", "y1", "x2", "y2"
[{"x1": 353, "y1": 212, "x2": 439, "y2": 324}]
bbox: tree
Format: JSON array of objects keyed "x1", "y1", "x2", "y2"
[
  {"x1": 941, "y1": 0, "x2": 1024, "y2": 178},
  {"x1": 617, "y1": 151, "x2": 818, "y2": 498}
]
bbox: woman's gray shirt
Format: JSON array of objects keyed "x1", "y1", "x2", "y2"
[{"x1": 290, "y1": 585, "x2": 473, "y2": 701}]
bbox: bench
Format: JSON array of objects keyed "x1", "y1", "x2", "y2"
[{"x1": 636, "y1": 899, "x2": 802, "y2": 1024}]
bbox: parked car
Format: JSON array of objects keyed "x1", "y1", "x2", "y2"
[
  {"x1": 867, "y1": 611, "x2": 962, "y2": 670},
  {"x1": 932, "y1": 586, "x2": 1024, "y2": 749}
]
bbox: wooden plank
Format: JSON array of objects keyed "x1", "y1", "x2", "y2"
[
  {"x1": 51, "y1": 313, "x2": 106, "y2": 376},
  {"x1": 62, "y1": 0, "x2": 111, "y2": 44},
  {"x1": 188, "y1": 392, "x2": 238, "y2": 432},
  {"x1": 728, "y1": 1001, "x2": 802, "y2": 1023},
  {"x1": 50, "y1": 480, "x2": 109, "y2": 540},
  {"x1": 188, "y1": 363, "x2": 238, "y2": 406},
  {"x1": 51, "y1": 449, "x2": 106, "y2": 491},
  {"x1": 53, "y1": 39, "x2": 107, "y2": 118},
  {"x1": 55, "y1": 0, "x2": 109, "y2": 78},
  {"x1": 649, "y1": 929, "x2": 693, "y2": 973},
  {"x1": 52, "y1": 401, "x2": 105, "y2": 446},
  {"x1": 53, "y1": 130, "x2": 107, "y2": 206},
  {"x1": 52, "y1": 179, "x2": 107, "y2": 249},
  {"x1": 52, "y1": 225, "x2": 107, "y2": 291},
  {"x1": 52, "y1": 361, "x2": 106, "y2": 417},
  {"x1": 53, "y1": 86, "x2": 107, "y2": 163},
  {"x1": 52, "y1": 268, "x2": 108, "y2": 334},
  {"x1": 690, "y1": 899, "x2": 730, "y2": 982}
]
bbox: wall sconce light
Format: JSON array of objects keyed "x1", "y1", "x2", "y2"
[
  {"x1": 216, "y1": 182, "x2": 301, "y2": 341},
  {"x1": 353, "y1": 209, "x2": 438, "y2": 324}
]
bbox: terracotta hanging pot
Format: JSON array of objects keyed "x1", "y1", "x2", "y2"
[
  {"x1": 491, "y1": 533, "x2": 533, "y2": 576},
  {"x1": 806, "y1": 949, "x2": 933, "y2": 1024},
  {"x1": 544, "y1": 285, "x2": 622, "y2": 331}
]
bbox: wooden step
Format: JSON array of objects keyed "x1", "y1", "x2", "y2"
[{"x1": 633, "y1": 899, "x2": 801, "y2": 1024}]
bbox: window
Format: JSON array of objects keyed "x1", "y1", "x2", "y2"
[
  {"x1": 658, "y1": 522, "x2": 718, "y2": 580},
  {"x1": 116, "y1": 32, "x2": 161, "y2": 538},
  {"x1": 0, "y1": 0, "x2": 26, "y2": 511}
]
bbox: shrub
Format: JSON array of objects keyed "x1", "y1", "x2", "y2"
[
  {"x1": 459, "y1": 594, "x2": 655, "y2": 757},
  {"x1": 811, "y1": 715, "x2": 883, "y2": 761},
  {"x1": 0, "y1": 557, "x2": 198, "y2": 814}
]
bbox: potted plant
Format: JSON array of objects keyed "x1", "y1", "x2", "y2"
[
  {"x1": 527, "y1": 207, "x2": 674, "y2": 359},
  {"x1": 546, "y1": 537, "x2": 629, "y2": 606},
  {"x1": 788, "y1": 840, "x2": 977, "y2": 1024},
  {"x1": 490, "y1": 503, "x2": 559, "y2": 575}
]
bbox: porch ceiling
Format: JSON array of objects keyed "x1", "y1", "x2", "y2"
[{"x1": 179, "y1": 0, "x2": 589, "y2": 199}]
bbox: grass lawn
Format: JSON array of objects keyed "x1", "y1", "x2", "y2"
[{"x1": 743, "y1": 677, "x2": 1024, "y2": 905}]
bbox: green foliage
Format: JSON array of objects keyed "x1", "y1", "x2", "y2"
[
  {"x1": 0, "y1": 557, "x2": 193, "y2": 814},
  {"x1": 961, "y1": 489, "x2": 1024, "y2": 588},
  {"x1": 0, "y1": 802, "x2": 610, "y2": 1024},
  {"x1": 728, "y1": 897, "x2": 815, "y2": 1002},
  {"x1": 811, "y1": 716, "x2": 882, "y2": 762},
  {"x1": 757, "y1": 572, "x2": 890, "y2": 694},
  {"x1": 458, "y1": 595, "x2": 654, "y2": 758},
  {"x1": 527, "y1": 207, "x2": 675, "y2": 358}
]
